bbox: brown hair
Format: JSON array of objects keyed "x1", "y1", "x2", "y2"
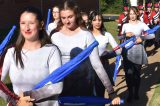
[
  {"x1": 128, "y1": 6, "x2": 140, "y2": 20},
  {"x1": 52, "y1": 6, "x2": 60, "y2": 21},
  {"x1": 15, "y1": 6, "x2": 51, "y2": 68},
  {"x1": 57, "y1": 0, "x2": 84, "y2": 29}
]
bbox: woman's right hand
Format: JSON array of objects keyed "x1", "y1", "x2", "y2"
[{"x1": 16, "y1": 92, "x2": 34, "y2": 106}]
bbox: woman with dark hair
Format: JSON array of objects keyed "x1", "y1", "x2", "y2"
[
  {"x1": 121, "y1": 6, "x2": 154, "y2": 103},
  {"x1": 0, "y1": 6, "x2": 62, "y2": 106},
  {"x1": 88, "y1": 11, "x2": 120, "y2": 97},
  {"x1": 51, "y1": 0, "x2": 120, "y2": 105}
]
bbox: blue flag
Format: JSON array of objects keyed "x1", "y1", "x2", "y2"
[
  {"x1": 0, "y1": 25, "x2": 16, "y2": 55},
  {"x1": 145, "y1": 25, "x2": 160, "y2": 34},
  {"x1": 33, "y1": 41, "x2": 99, "y2": 90},
  {"x1": 113, "y1": 55, "x2": 122, "y2": 82},
  {"x1": 45, "y1": 9, "x2": 51, "y2": 30},
  {"x1": 113, "y1": 36, "x2": 136, "y2": 51},
  {"x1": 59, "y1": 96, "x2": 124, "y2": 105}
]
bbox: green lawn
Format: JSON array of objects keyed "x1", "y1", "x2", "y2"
[
  {"x1": 104, "y1": 21, "x2": 119, "y2": 42},
  {"x1": 104, "y1": 21, "x2": 120, "y2": 50},
  {"x1": 149, "y1": 83, "x2": 160, "y2": 106},
  {"x1": 0, "y1": 75, "x2": 12, "y2": 106},
  {"x1": 0, "y1": 100, "x2": 6, "y2": 106}
]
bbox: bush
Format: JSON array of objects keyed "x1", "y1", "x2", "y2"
[{"x1": 100, "y1": 0, "x2": 123, "y2": 14}]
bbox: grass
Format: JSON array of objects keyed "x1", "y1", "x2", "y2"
[
  {"x1": 104, "y1": 21, "x2": 119, "y2": 42},
  {"x1": 0, "y1": 75, "x2": 12, "y2": 106},
  {"x1": 149, "y1": 83, "x2": 160, "y2": 106},
  {"x1": 104, "y1": 21, "x2": 120, "y2": 50},
  {"x1": 0, "y1": 100, "x2": 6, "y2": 106}
]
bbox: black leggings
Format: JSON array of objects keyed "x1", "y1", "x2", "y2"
[
  {"x1": 94, "y1": 51, "x2": 116, "y2": 97},
  {"x1": 123, "y1": 58, "x2": 141, "y2": 97}
]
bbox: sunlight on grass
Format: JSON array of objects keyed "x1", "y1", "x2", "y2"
[
  {"x1": 0, "y1": 75, "x2": 12, "y2": 106},
  {"x1": 0, "y1": 99, "x2": 7, "y2": 106},
  {"x1": 104, "y1": 21, "x2": 119, "y2": 50},
  {"x1": 149, "y1": 84, "x2": 160, "y2": 106},
  {"x1": 104, "y1": 21, "x2": 119, "y2": 43}
]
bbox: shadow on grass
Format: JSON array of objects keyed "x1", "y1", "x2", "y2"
[{"x1": 149, "y1": 82, "x2": 160, "y2": 106}]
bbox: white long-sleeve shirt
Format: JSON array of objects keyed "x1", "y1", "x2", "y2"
[
  {"x1": 121, "y1": 21, "x2": 155, "y2": 64},
  {"x1": 0, "y1": 44, "x2": 62, "y2": 106},
  {"x1": 47, "y1": 20, "x2": 59, "y2": 35},
  {"x1": 94, "y1": 32, "x2": 118, "y2": 56},
  {"x1": 51, "y1": 28, "x2": 114, "y2": 93},
  {"x1": 122, "y1": 21, "x2": 155, "y2": 39}
]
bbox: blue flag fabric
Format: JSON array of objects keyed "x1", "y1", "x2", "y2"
[
  {"x1": 0, "y1": 25, "x2": 16, "y2": 55},
  {"x1": 125, "y1": 25, "x2": 160, "y2": 50},
  {"x1": 45, "y1": 9, "x2": 51, "y2": 30},
  {"x1": 113, "y1": 36, "x2": 136, "y2": 51},
  {"x1": 119, "y1": 36, "x2": 135, "y2": 48},
  {"x1": 145, "y1": 25, "x2": 160, "y2": 34},
  {"x1": 33, "y1": 41, "x2": 99, "y2": 90},
  {"x1": 59, "y1": 96, "x2": 124, "y2": 105},
  {"x1": 113, "y1": 55, "x2": 122, "y2": 82},
  {"x1": 124, "y1": 36, "x2": 136, "y2": 50}
]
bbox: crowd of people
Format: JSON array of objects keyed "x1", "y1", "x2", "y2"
[
  {"x1": 0, "y1": 0, "x2": 159, "y2": 106},
  {"x1": 118, "y1": 2, "x2": 160, "y2": 50}
]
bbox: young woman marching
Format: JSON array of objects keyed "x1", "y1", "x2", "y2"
[
  {"x1": 88, "y1": 11, "x2": 121, "y2": 97},
  {"x1": 0, "y1": 6, "x2": 62, "y2": 106},
  {"x1": 51, "y1": 0, "x2": 121, "y2": 105},
  {"x1": 121, "y1": 6, "x2": 154, "y2": 103}
]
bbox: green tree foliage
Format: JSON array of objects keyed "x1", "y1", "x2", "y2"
[{"x1": 100, "y1": 0, "x2": 123, "y2": 14}]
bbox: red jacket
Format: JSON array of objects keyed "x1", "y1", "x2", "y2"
[
  {"x1": 117, "y1": 13, "x2": 128, "y2": 36},
  {"x1": 139, "y1": 11, "x2": 149, "y2": 25},
  {"x1": 149, "y1": 10, "x2": 160, "y2": 25}
]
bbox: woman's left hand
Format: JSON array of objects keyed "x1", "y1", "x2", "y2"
[{"x1": 136, "y1": 37, "x2": 142, "y2": 44}]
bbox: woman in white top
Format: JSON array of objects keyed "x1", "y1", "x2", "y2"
[
  {"x1": 0, "y1": 6, "x2": 62, "y2": 106},
  {"x1": 121, "y1": 6, "x2": 154, "y2": 103},
  {"x1": 47, "y1": 6, "x2": 60, "y2": 36},
  {"x1": 88, "y1": 11, "x2": 120, "y2": 97},
  {"x1": 51, "y1": 0, "x2": 120, "y2": 105}
]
